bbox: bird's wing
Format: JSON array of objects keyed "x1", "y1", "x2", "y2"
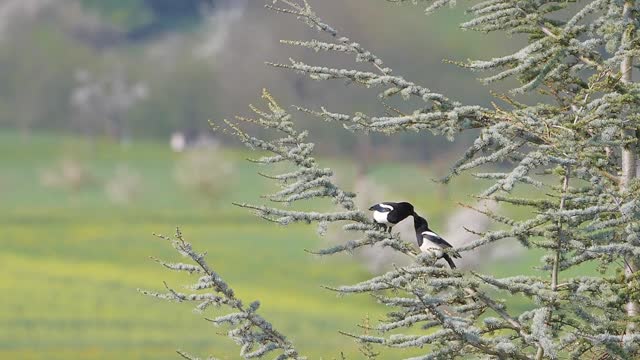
[
  {"x1": 422, "y1": 231, "x2": 452, "y2": 247},
  {"x1": 369, "y1": 203, "x2": 392, "y2": 212},
  {"x1": 423, "y1": 231, "x2": 462, "y2": 258},
  {"x1": 422, "y1": 231, "x2": 452, "y2": 248}
]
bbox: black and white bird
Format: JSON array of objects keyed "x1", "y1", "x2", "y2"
[
  {"x1": 414, "y1": 215, "x2": 461, "y2": 269},
  {"x1": 368, "y1": 201, "x2": 415, "y2": 233}
]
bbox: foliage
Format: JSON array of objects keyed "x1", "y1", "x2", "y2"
[
  {"x1": 0, "y1": 25, "x2": 94, "y2": 134},
  {"x1": 128, "y1": 58, "x2": 220, "y2": 137},
  {"x1": 80, "y1": 0, "x2": 151, "y2": 30},
  {"x1": 71, "y1": 67, "x2": 148, "y2": 141},
  {"x1": 148, "y1": 0, "x2": 640, "y2": 359},
  {"x1": 79, "y1": 0, "x2": 213, "y2": 34}
]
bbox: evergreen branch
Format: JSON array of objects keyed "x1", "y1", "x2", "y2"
[
  {"x1": 266, "y1": 0, "x2": 491, "y2": 139},
  {"x1": 142, "y1": 228, "x2": 304, "y2": 359},
  {"x1": 222, "y1": 91, "x2": 418, "y2": 259}
]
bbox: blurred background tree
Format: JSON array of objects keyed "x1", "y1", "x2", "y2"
[
  {"x1": 80, "y1": 0, "x2": 217, "y2": 41},
  {"x1": 0, "y1": 0, "x2": 515, "y2": 161}
]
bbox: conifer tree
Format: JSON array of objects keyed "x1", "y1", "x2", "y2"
[{"x1": 144, "y1": 0, "x2": 640, "y2": 358}]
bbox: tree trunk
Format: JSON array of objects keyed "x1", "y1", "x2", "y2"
[{"x1": 620, "y1": 0, "x2": 639, "y2": 331}]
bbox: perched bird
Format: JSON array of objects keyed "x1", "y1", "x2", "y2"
[
  {"x1": 368, "y1": 201, "x2": 415, "y2": 233},
  {"x1": 414, "y1": 215, "x2": 461, "y2": 269}
]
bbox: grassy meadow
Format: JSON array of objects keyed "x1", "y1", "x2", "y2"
[{"x1": 0, "y1": 132, "x2": 552, "y2": 359}]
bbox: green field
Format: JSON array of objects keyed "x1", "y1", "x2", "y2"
[{"x1": 0, "y1": 132, "x2": 547, "y2": 359}]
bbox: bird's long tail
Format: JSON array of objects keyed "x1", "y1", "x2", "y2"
[{"x1": 443, "y1": 254, "x2": 456, "y2": 269}]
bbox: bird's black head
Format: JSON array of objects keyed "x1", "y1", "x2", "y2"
[
  {"x1": 413, "y1": 214, "x2": 429, "y2": 232},
  {"x1": 397, "y1": 202, "x2": 415, "y2": 215}
]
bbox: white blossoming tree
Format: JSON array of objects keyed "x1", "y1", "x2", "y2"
[{"x1": 143, "y1": 0, "x2": 640, "y2": 358}]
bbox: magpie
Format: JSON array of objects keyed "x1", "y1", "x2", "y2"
[
  {"x1": 414, "y1": 215, "x2": 461, "y2": 269},
  {"x1": 368, "y1": 202, "x2": 415, "y2": 233}
]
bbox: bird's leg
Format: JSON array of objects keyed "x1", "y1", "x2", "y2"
[{"x1": 387, "y1": 226, "x2": 392, "y2": 234}]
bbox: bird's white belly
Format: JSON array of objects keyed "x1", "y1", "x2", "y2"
[
  {"x1": 420, "y1": 243, "x2": 443, "y2": 257},
  {"x1": 373, "y1": 211, "x2": 391, "y2": 225}
]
